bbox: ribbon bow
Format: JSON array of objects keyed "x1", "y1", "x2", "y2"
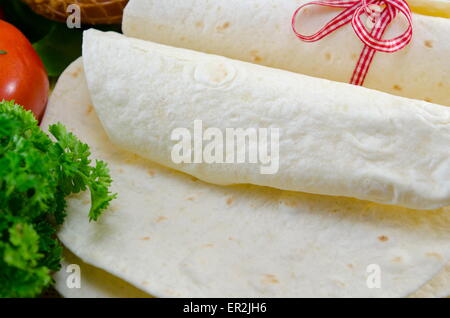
[{"x1": 292, "y1": 0, "x2": 413, "y2": 86}]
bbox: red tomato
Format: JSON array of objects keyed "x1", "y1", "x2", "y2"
[{"x1": 0, "y1": 20, "x2": 49, "y2": 121}]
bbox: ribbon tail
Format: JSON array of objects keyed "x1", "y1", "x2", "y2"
[{"x1": 350, "y1": 9, "x2": 392, "y2": 86}]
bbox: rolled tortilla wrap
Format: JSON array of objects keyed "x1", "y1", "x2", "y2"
[
  {"x1": 408, "y1": 0, "x2": 450, "y2": 18},
  {"x1": 43, "y1": 58, "x2": 450, "y2": 297},
  {"x1": 123, "y1": 0, "x2": 450, "y2": 106},
  {"x1": 83, "y1": 30, "x2": 450, "y2": 210}
]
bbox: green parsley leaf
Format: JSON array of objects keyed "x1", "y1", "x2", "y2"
[{"x1": 0, "y1": 100, "x2": 116, "y2": 297}]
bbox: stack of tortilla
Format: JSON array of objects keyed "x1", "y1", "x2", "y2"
[{"x1": 42, "y1": 0, "x2": 450, "y2": 297}]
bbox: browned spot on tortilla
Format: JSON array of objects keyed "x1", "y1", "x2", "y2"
[
  {"x1": 250, "y1": 50, "x2": 263, "y2": 63},
  {"x1": 347, "y1": 264, "x2": 354, "y2": 269},
  {"x1": 71, "y1": 67, "x2": 81, "y2": 78},
  {"x1": 210, "y1": 63, "x2": 229, "y2": 83},
  {"x1": 186, "y1": 196, "x2": 196, "y2": 201},
  {"x1": 124, "y1": 154, "x2": 141, "y2": 164},
  {"x1": 142, "y1": 281, "x2": 149, "y2": 286},
  {"x1": 424, "y1": 97, "x2": 433, "y2": 103},
  {"x1": 106, "y1": 204, "x2": 118, "y2": 213},
  {"x1": 86, "y1": 104, "x2": 94, "y2": 115},
  {"x1": 325, "y1": 52, "x2": 332, "y2": 61},
  {"x1": 378, "y1": 235, "x2": 389, "y2": 242},
  {"x1": 284, "y1": 200, "x2": 298, "y2": 207},
  {"x1": 82, "y1": 199, "x2": 90, "y2": 205},
  {"x1": 195, "y1": 21, "x2": 204, "y2": 28},
  {"x1": 392, "y1": 256, "x2": 402, "y2": 263},
  {"x1": 333, "y1": 280, "x2": 346, "y2": 287},
  {"x1": 426, "y1": 252, "x2": 443, "y2": 260},
  {"x1": 228, "y1": 236, "x2": 236, "y2": 241},
  {"x1": 191, "y1": 176, "x2": 199, "y2": 182},
  {"x1": 180, "y1": 36, "x2": 186, "y2": 41},
  {"x1": 424, "y1": 40, "x2": 433, "y2": 48},
  {"x1": 226, "y1": 196, "x2": 235, "y2": 206},
  {"x1": 147, "y1": 169, "x2": 156, "y2": 177},
  {"x1": 155, "y1": 216, "x2": 168, "y2": 223},
  {"x1": 351, "y1": 53, "x2": 358, "y2": 60},
  {"x1": 203, "y1": 243, "x2": 214, "y2": 248},
  {"x1": 393, "y1": 84, "x2": 402, "y2": 91},
  {"x1": 141, "y1": 237, "x2": 150, "y2": 241},
  {"x1": 262, "y1": 274, "x2": 279, "y2": 284},
  {"x1": 216, "y1": 21, "x2": 230, "y2": 32}
]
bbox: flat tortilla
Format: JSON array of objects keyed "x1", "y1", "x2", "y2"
[
  {"x1": 410, "y1": 262, "x2": 450, "y2": 297},
  {"x1": 44, "y1": 58, "x2": 450, "y2": 297},
  {"x1": 54, "y1": 248, "x2": 150, "y2": 298},
  {"x1": 123, "y1": 0, "x2": 450, "y2": 106},
  {"x1": 54, "y1": 247, "x2": 449, "y2": 298}
]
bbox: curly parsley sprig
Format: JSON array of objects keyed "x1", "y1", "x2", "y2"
[{"x1": 0, "y1": 100, "x2": 116, "y2": 297}]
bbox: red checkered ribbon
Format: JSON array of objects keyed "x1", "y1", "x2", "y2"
[{"x1": 292, "y1": 0, "x2": 413, "y2": 86}]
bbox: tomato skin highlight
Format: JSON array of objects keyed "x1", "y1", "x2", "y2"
[{"x1": 0, "y1": 20, "x2": 49, "y2": 121}]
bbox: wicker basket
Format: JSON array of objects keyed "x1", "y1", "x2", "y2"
[{"x1": 22, "y1": 0, "x2": 128, "y2": 25}]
